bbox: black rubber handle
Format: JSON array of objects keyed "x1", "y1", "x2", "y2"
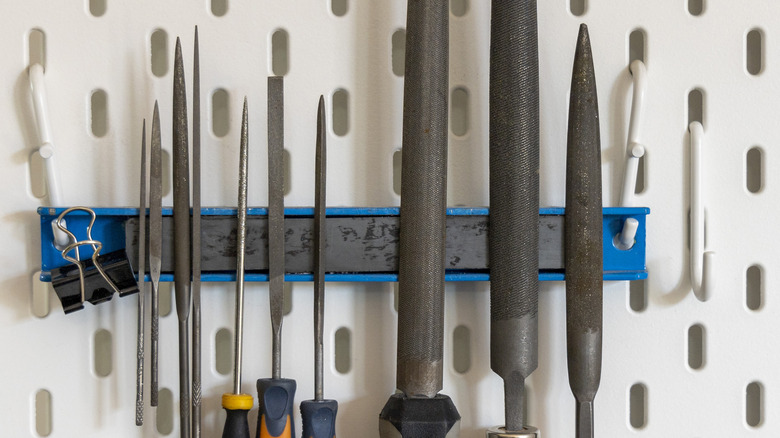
[{"x1": 300, "y1": 399, "x2": 338, "y2": 438}]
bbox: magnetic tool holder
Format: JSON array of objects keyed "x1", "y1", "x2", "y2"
[{"x1": 39, "y1": 206, "x2": 648, "y2": 309}]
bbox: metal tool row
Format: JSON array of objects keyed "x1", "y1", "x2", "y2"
[{"x1": 32, "y1": 2, "x2": 649, "y2": 437}]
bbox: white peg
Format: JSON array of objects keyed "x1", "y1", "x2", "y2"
[{"x1": 614, "y1": 218, "x2": 638, "y2": 250}]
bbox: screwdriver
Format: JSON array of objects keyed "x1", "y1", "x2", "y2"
[
  {"x1": 256, "y1": 76, "x2": 296, "y2": 438},
  {"x1": 378, "y1": 0, "x2": 460, "y2": 436},
  {"x1": 172, "y1": 37, "x2": 192, "y2": 438},
  {"x1": 565, "y1": 24, "x2": 603, "y2": 438},
  {"x1": 487, "y1": 1, "x2": 540, "y2": 437},
  {"x1": 191, "y1": 26, "x2": 203, "y2": 438},
  {"x1": 300, "y1": 96, "x2": 338, "y2": 438},
  {"x1": 222, "y1": 98, "x2": 253, "y2": 438},
  {"x1": 135, "y1": 119, "x2": 147, "y2": 426},
  {"x1": 149, "y1": 101, "x2": 163, "y2": 408}
]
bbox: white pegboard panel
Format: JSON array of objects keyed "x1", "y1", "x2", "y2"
[{"x1": 2, "y1": 0, "x2": 778, "y2": 436}]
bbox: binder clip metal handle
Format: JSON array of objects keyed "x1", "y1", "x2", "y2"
[{"x1": 51, "y1": 207, "x2": 139, "y2": 314}]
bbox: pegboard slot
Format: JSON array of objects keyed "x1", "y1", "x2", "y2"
[
  {"x1": 628, "y1": 29, "x2": 645, "y2": 64},
  {"x1": 746, "y1": 381, "x2": 763, "y2": 427},
  {"x1": 629, "y1": 383, "x2": 647, "y2": 429},
  {"x1": 34, "y1": 389, "x2": 52, "y2": 437},
  {"x1": 150, "y1": 29, "x2": 168, "y2": 78},
  {"x1": 90, "y1": 89, "x2": 109, "y2": 138},
  {"x1": 89, "y1": 0, "x2": 107, "y2": 18},
  {"x1": 746, "y1": 265, "x2": 762, "y2": 311},
  {"x1": 688, "y1": 89, "x2": 704, "y2": 126},
  {"x1": 391, "y1": 29, "x2": 405, "y2": 77},
  {"x1": 93, "y1": 329, "x2": 113, "y2": 378},
  {"x1": 211, "y1": 88, "x2": 230, "y2": 138},
  {"x1": 746, "y1": 146, "x2": 763, "y2": 193},
  {"x1": 687, "y1": 324, "x2": 706, "y2": 370},
  {"x1": 452, "y1": 325, "x2": 471, "y2": 374},
  {"x1": 746, "y1": 29, "x2": 764, "y2": 76},
  {"x1": 214, "y1": 327, "x2": 232, "y2": 376},
  {"x1": 27, "y1": 29, "x2": 45, "y2": 68},
  {"x1": 211, "y1": 0, "x2": 228, "y2": 18},
  {"x1": 334, "y1": 327, "x2": 352, "y2": 374},
  {"x1": 450, "y1": 87, "x2": 469, "y2": 137},
  {"x1": 332, "y1": 89, "x2": 349, "y2": 137},
  {"x1": 271, "y1": 29, "x2": 289, "y2": 76}
]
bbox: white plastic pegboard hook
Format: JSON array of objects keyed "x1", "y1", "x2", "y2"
[
  {"x1": 617, "y1": 60, "x2": 647, "y2": 250},
  {"x1": 29, "y1": 63, "x2": 69, "y2": 249},
  {"x1": 689, "y1": 121, "x2": 714, "y2": 301}
]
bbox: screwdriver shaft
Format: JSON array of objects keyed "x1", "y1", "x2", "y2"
[
  {"x1": 313, "y1": 96, "x2": 326, "y2": 401},
  {"x1": 233, "y1": 98, "x2": 249, "y2": 395},
  {"x1": 135, "y1": 119, "x2": 147, "y2": 426},
  {"x1": 173, "y1": 37, "x2": 192, "y2": 438},
  {"x1": 565, "y1": 24, "x2": 603, "y2": 438},
  {"x1": 191, "y1": 26, "x2": 202, "y2": 438},
  {"x1": 489, "y1": 0, "x2": 539, "y2": 432}
]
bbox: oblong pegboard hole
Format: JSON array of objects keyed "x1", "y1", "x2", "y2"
[
  {"x1": 629, "y1": 383, "x2": 647, "y2": 429},
  {"x1": 688, "y1": 88, "x2": 704, "y2": 126},
  {"x1": 629, "y1": 29, "x2": 645, "y2": 64},
  {"x1": 570, "y1": 0, "x2": 586, "y2": 16},
  {"x1": 90, "y1": 89, "x2": 109, "y2": 137},
  {"x1": 211, "y1": 0, "x2": 228, "y2": 17},
  {"x1": 746, "y1": 146, "x2": 763, "y2": 193},
  {"x1": 392, "y1": 29, "x2": 406, "y2": 77},
  {"x1": 211, "y1": 88, "x2": 230, "y2": 138},
  {"x1": 28, "y1": 29, "x2": 46, "y2": 68},
  {"x1": 159, "y1": 282, "x2": 172, "y2": 317},
  {"x1": 215, "y1": 327, "x2": 232, "y2": 376},
  {"x1": 392, "y1": 150, "x2": 402, "y2": 196},
  {"x1": 629, "y1": 280, "x2": 646, "y2": 312},
  {"x1": 156, "y1": 388, "x2": 174, "y2": 435},
  {"x1": 31, "y1": 271, "x2": 51, "y2": 318},
  {"x1": 35, "y1": 389, "x2": 52, "y2": 437},
  {"x1": 334, "y1": 327, "x2": 352, "y2": 374},
  {"x1": 283, "y1": 282, "x2": 293, "y2": 315},
  {"x1": 635, "y1": 152, "x2": 646, "y2": 194},
  {"x1": 688, "y1": 0, "x2": 704, "y2": 16},
  {"x1": 746, "y1": 265, "x2": 762, "y2": 311},
  {"x1": 89, "y1": 0, "x2": 107, "y2": 17},
  {"x1": 332, "y1": 89, "x2": 350, "y2": 136},
  {"x1": 331, "y1": 0, "x2": 348, "y2": 16},
  {"x1": 746, "y1": 381, "x2": 763, "y2": 427},
  {"x1": 93, "y1": 329, "x2": 113, "y2": 377},
  {"x1": 452, "y1": 325, "x2": 471, "y2": 374},
  {"x1": 450, "y1": 87, "x2": 469, "y2": 136},
  {"x1": 451, "y1": 0, "x2": 469, "y2": 17},
  {"x1": 271, "y1": 29, "x2": 289, "y2": 76},
  {"x1": 687, "y1": 324, "x2": 705, "y2": 370},
  {"x1": 150, "y1": 29, "x2": 168, "y2": 78},
  {"x1": 746, "y1": 29, "x2": 763, "y2": 76}
]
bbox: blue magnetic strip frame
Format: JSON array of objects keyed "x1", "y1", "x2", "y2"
[{"x1": 38, "y1": 206, "x2": 649, "y2": 282}]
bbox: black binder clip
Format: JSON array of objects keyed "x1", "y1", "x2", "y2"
[{"x1": 50, "y1": 207, "x2": 139, "y2": 314}]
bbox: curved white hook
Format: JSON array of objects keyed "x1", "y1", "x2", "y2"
[
  {"x1": 30, "y1": 63, "x2": 69, "y2": 248},
  {"x1": 617, "y1": 60, "x2": 647, "y2": 250},
  {"x1": 689, "y1": 121, "x2": 714, "y2": 301}
]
